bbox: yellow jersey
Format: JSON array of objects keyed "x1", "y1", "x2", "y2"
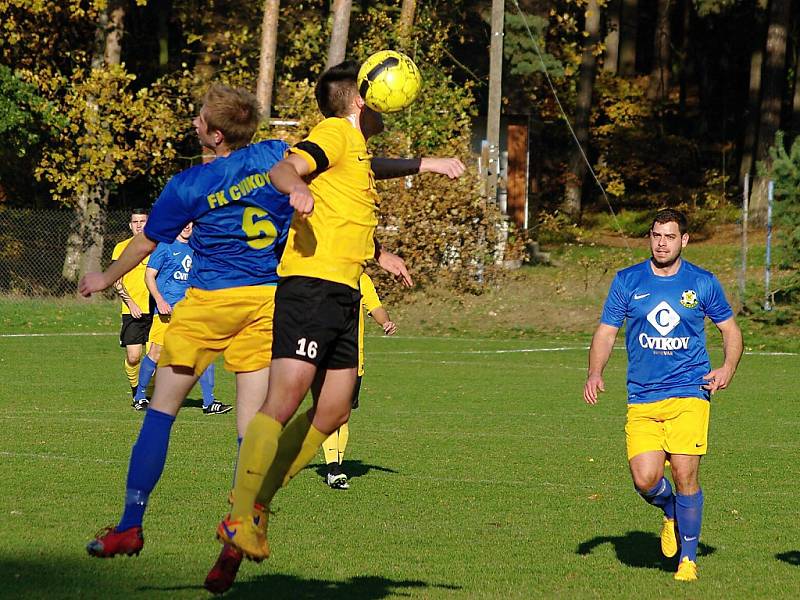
[
  {"x1": 358, "y1": 273, "x2": 382, "y2": 375},
  {"x1": 278, "y1": 117, "x2": 379, "y2": 289},
  {"x1": 111, "y1": 237, "x2": 150, "y2": 315}
]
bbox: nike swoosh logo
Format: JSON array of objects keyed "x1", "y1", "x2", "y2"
[
  {"x1": 246, "y1": 470, "x2": 265, "y2": 476},
  {"x1": 683, "y1": 536, "x2": 697, "y2": 542},
  {"x1": 695, "y1": 443, "x2": 704, "y2": 447},
  {"x1": 633, "y1": 293, "x2": 650, "y2": 300},
  {"x1": 172, "y1": 252, "x2": 182, "y2": 256},
  {"x1": 222, "y1": 522, "x2": 237, "y2": 539},
  {"x1": 357, "y1": 155, "x2": 370, "y2": 161}
]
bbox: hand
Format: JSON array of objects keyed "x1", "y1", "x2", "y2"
[
  {"x1": 702, "y1": 364, "x2": 736, "y2": 394},
  {"x1": 583, "y1": 373, "x2": 605, "y2": 405},
  {"x1": 377, "y1": 249, "x2": 413, "y2": 287},
  {"x1": 420, "y1": 157, "x2": 466, "y2": 179},
  {"x1": 78, "y1": 272, "x2": 110, "y2": 298},
  {"x1": 382, "y1": 320, "x2": 397, "y2": 335},
  {"x1": 289, "y1": 184, "x2": 314, "y2": 217},
  {"x1": 127, "y1": 300, "x2": 143, "y2": 319},
  {"x1": 156, "y1": 298, "x2": 172, "y2": 315}
]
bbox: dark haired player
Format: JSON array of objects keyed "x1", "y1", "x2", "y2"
[{"x1": 583, "y1": 208, "x2": 743, "y2": 581}]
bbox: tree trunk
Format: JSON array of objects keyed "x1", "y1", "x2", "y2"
[
  {"x1": 739, "y1": 47, "x2": 763, "y2": 186},
  {"x1": 791, "y1": 42, "x2": 800, "y2": 140},
  {"x1": 677, "y1": 0, "x2": 691, "y2": 123},
  {"x1": 62, "y1": 1, "x2": 122, "y2": 284},
  {"x1": 647, "y1": 0, "x2": 671, "y2": 101},
  {"x1": 325, "y1": 0, "x2": 352, "y2": 71},
  {"x1": 398, "y1": 0, "x2": 417, "y2": 47},
  {"x1": 751, "y1": 0, "x2": 792, "y2": 224},
  {"x1": 257, "y1": 0, "x2": 280, "y2": 121},
  {"x1": 603, "y1": 0, "x2": 620, "y2": 73},
  {"x1": 564, "y1": 0, "x2": 601, "y2": 216},
  {"x1": 618, "y1": 0, "x2": 638, "y2": 76}
]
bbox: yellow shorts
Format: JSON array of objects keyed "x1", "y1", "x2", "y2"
[
  {"x1": 158, "y1": 285, "x2": 276, "y2": 374},
  {"x1": 625, "y1": 397, "x2": 710, "y2": 460},
  {"x1": 148, "y1": 313, "x2": 171, "y2": 348}
]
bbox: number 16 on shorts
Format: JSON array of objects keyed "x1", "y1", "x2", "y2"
[{"x1": 296, "y1": 337, "x2": 318, "y2": 359}]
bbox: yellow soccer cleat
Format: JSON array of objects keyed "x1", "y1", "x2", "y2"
[
  {"x1": 661, "y1": 517, "x2": 678, "y2": 558},
  {"x1": 216, "y1": 514, "x2": 270, "y2": 562},
  {"x1": 674, "y1": 556, "x2": 698, "y2": 581},
  {"x1": 228, "y1": 490, "x2": 270, "y2": 536}
]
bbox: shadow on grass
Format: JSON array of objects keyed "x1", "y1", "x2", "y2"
[
  {"x1": 776, "y1": 550, "x2": 800, "y2": 565},
  {"x1": 576, "y1": 531, "x2": 716, "y2": 572},
  {"x1": 142, "y1": 573, "x2": 461, "y2": 599},
  {"x1": 180, "y1": 397, "x2": 206, "y2": 409},
  {"x1": 309, "y1": 459, "x2": 399, "y2": 482}
]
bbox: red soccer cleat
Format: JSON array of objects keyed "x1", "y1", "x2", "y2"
[
  {"x1": 204, "y1": 543, "x2": 244, "y2": 594},
  {"x1": 86, "y1": 525, "x2": 144, "y2": 558}
]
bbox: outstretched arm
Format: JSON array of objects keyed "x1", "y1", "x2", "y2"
[
  {"x1": 583, "y1": 324, "x2": 619, "y2": 405},
  {"x1": 81, "y1": 233, "x2": 157, "y2": 298},
  {"x1": 702, "y1": 317, "x2": 743, "y2": 394},
  {"x1": 371, "y1": 157, "x2": 466, "y2": 180}
]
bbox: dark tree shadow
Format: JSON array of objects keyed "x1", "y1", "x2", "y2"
[
  {"x1": 776, "y1": 550, "x2": 800, "y2": 565},
  {"x1": 310, "y1": 459, "x2": 399, "y2": 482},
  {"x1": 576, "y1": 531, "x2": 716, "y2": 572},
  {"x1": 141, "y1": 573, "x2": 461, "y2": 599}
]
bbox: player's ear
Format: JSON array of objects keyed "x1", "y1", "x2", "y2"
[{"x1": 681, "y1": 233, "x2": 689, "y2": 247}]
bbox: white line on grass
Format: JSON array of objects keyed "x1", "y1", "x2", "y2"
[
  {"x1": 0, "y1": 332, "x2": 115, "y2": 338},
  {"x1": 1, "y1": 331, "x2": 797, "y2": 357}
]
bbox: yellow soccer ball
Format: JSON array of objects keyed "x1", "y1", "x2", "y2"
[{"x1": 358, "y1": 50, "x2": 422, "y2": 113}]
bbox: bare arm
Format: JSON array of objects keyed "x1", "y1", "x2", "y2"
[
  {"x1": 583, "y1": 323, "x2": 620, "y2": 405},
  {"x1": 145, "y1": 266, "x2": 171, "y2": 316},
  {"x1": 112, "y1": 276, "x2": 141, "y2": 318},
  {"x1": 268, "y1": 154, "x2": 314, "y2": 216},
  {"x1": 79, "y1": 233, "x2": 157, "y2": 297},
  {"x1": 369, "y1": 306, "x2": 397, "y2": 335},
  {"x1": 702, "y1": 317, "x2": 743, "y2": 394},
  {"x1": 376, "y1": 246, "x2": 413, "y2": 287}
]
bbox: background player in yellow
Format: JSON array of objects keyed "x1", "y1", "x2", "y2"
[
  {"x1": 323, "y1": 272, "x2": 396, "y2": 489},
  {"x1": 111, "y1": 208, "x2": 152, "y2": 405}
]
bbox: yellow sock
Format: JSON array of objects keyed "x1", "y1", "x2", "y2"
[
  {"x1": 231, "y1": 412, "x2": 282, "y2": 520},
  {"x1": 124, "y1": 359, "x2": 140, "y2": 388},
  {"x1": 281, "y1": 424, "x2": 328, "y2": 486},
  {"x1": 256, "y1": 411, "x2": 313, "y2": 507},
  {"x1": 322, "y1": 430, "x2": 339, "y2": 466},
  {"x1": 337, "y1": 421, "x2": 349, "y2": 464}
]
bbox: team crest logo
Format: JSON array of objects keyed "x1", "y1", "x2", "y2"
[{"x1": 680, "y1": 289, "x2": 698, "y2": 309}]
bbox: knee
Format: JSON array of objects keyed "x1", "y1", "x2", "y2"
[
  {"x1": 126, "y1": 351, "x2": 142, "y2": 366},
  {"x1": 631, "y1": 470, "x2": 662, "y2": 493},
  {"x1": 672, "y1": 472, "x2": 700, "y2": 495}
]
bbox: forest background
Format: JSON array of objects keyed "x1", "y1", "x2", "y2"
[{"x1": 1, "y1": 0, "x2": 799, "y2": 308}]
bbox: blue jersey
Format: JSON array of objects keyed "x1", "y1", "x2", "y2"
[
  {"x1": 600, "y1": 259, "x2": 733, "y2": 404},
  {"x1": 143, "y1": 140, "x2": 293, "y2": 290},
  {"x1": 148, "y1": 240, "x2": 193, "y2": 310}
]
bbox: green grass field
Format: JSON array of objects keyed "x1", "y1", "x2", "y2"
[{"x1": 1, "y1": 300, "x2": 799, "y2": 599}]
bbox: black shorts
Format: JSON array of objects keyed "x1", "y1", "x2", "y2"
[
  {"x1": 119, "y1": 314, "x2": 152, "y2": 347},
  {"x1": 351, "y1": 375, "x2": 363, "y2": 409},
  {"x1": 272, "y1": 276, "x2": 360, "y2": 369}
]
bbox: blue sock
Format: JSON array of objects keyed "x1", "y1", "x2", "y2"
[
  {"x1": 638, "y1": 477, "x2": 676, "y2": 519},
  {"x1": 198, "y1": 363, "x2": 216, "y2": 408},
  {"x1": 676, "y1": 489, "x2": 704, "y2": 561},
  {"x1": 135, "y1": 355, "x2": 157, "y2": 400},
  {"x1": 117, "y1": 409, "x2": 176, "y2": 530}
]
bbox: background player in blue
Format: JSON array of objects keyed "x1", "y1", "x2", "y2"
[
  {"x1": 133, "y1": 222, "x2": 232, "y2": 415},
  {"x1": 78, "y1": 83, "x2": 299, "y2": 562},
  {"x1": 583, "y1": 208, "x2": 743, "y2": 582}
]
